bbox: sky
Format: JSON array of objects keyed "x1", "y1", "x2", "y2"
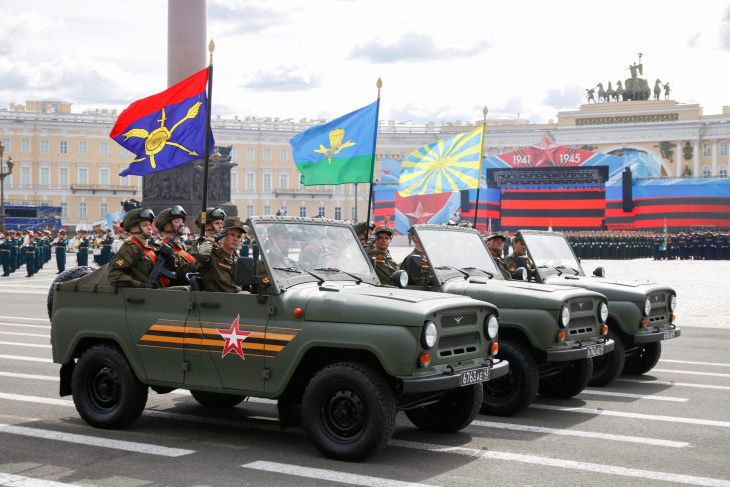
[{"x1": 1, "y1": 0, "x2": 730, "y2": 126}]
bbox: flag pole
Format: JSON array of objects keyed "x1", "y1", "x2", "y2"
[
  {"x1": 365, "y1": 78, "x2": 381, "y2": 231},
  {"x1": 199, "y1": 39, "x2": 215, "y2": 240},
  {"x1": 473, "y1": 106, "x2": 487, "y2": 230}
]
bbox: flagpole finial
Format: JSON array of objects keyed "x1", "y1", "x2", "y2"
[
  {"x1": 377, "y1": 78, "x2": 382, "y2": 100},
  {"x1": 482, "y1": 106, "x2": 488, "y2": 126},
  {"x1": 208, "y1": 39, "x2": 215, "y2": 65}
]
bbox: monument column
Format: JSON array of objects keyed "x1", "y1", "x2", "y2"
[
  {"x1": 693, "y1": 140, "x2": 700, "y2": 176},
  {"x1": 711, "y1": 139, "x2": 718, "y2": 176},
  {"x1": 168, "y1": 0, "x2": 207, "y2": 87},
  {"x1": 676, "y1": 140, "x2": 682, "y2": 177}
]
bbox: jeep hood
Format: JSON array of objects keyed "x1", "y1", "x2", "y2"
[{"x1": 543, "y1": 275, "x2": 674, "y2": 301}]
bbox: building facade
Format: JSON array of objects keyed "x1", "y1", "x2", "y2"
[{"x1": 1, "y1": 97, "x2": 728, "y2": 231}]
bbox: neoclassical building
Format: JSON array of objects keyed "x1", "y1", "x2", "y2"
[{"x1": 1, "y1": 97, "x2": 728, "y2": 230}]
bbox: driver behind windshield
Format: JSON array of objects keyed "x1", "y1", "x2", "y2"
[
  {"x1": 400, "y1": 227, "x2": 432, "y2": 286},
  {"x1": 505, "y1": 231, "x2": 536, "y2": 278},
  {"x1": 255, "y1": 224, "x2": 295, "y2": 293},
  {"x1": 367, "y1": 225, "x2": 399, "y2": 285},
  {"x1": 485, "y1": 232, "x2": 512, "y2": 280}
]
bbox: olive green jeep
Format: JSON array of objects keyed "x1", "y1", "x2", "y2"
[
  {"x1": 517, "y1": 230, "x2": 680, "y2": 386},
  {"x1": 396, "y1": 224, "x2": 613, "y2": 417},
  {"x1": 49, "y1": 216, "x2": 506, "y2": 461}
]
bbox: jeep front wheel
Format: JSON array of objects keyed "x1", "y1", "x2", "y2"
[
  {"x1": 72, "y1": 344, "x2": 148, "y2": 429},
  {"x1": 191, "y1": 390, "x2": 246, "y2": 408},
  {"x1": 481, "y1": 340, "x2": 539, "y2": 416},
  {"x1": 622, "y1": 341, "x2": 661, "y2": 375},
  {"x1": 589, "y1": 330, "x2": 625, "y2": 387},
  {"x1": 301, "y1": 362, "x2": 396, "y2": 461},
  {"x1": 538, "y1": 358, "x2": 593, "y2": 399},
  {"x1": 406, "y1": 383, "x2": 483, "y2": 432}
]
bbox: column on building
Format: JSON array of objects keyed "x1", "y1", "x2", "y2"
[
  {"x1": 711, "y1": 139, "x2": 718, "y2": 176},
  {"x1": 676, "y1": 140, "x2": 682, "y2": 177},
  {"x1": 693, "y1": 139, "x2": 700, "y2": 176}
]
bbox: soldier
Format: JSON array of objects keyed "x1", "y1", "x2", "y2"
[
  {"x1": 197, "y1": 218, "x2": 247, "y2": 293},
  {"x1": 53, "y1": 229, "x2": 68, "y2": 274},
  {"x1": 715, "y1": 232, "x2": 724, "y2": 260},
  {"x1": 101, "y1": 229, "x2": 114, "y2": 266},
  {"x1": 399, "y1": 227, "x2": 432, "y2": 286},
  {"x1": 704, "y1": 230, "x2": 715, "y2": 260},
  {"x1": 366, "y1": 225, "x2": 399, "y2": 285},
  {"x1": 240, "y1": 231, "x2": 251, "y2": 257},
  {"x1": 107, "y1": 208, "x2": 158, "y2": 288},
  {"x1": 155, "y1": 206, "x2": 198, "y2": 287},
  {"x1": 1, "y1": 231, "x2": 11, "y2": 276},
  {"x1": 691, "y1": 231, "x2": 702, "y2": 259},
  {"x1": 298, "y1": 225, "x2": 329, "y2": 269},
  {"x1": 255, "y1": 224, "x2": 296, "y2": 293},
  {"x1": 504, "y1": 231, "x2": 536, "y2": 278},
  {"x1": 353, "y1": 221, "x2": 374, "y2": 251},
  {"x1": 190, "y1": 207, "x2": 226, "y2": 257},
  {"x1": 485, "y1": 232, "x2": 511, "y2": 279},
  {"x1": 24, "y1": 233, "x2": 37, "y2": 277},
  {"x1": 76, "y1": 230, "x2": 89, "y2": 267}
]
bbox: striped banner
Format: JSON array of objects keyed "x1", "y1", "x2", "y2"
[{"x1": 500, "y1": 189, "x2": 605, "y2": 231}]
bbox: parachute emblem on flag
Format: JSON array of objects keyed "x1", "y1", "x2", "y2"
[{"x1": 313, "y1": 128, "x2": 356, "y2": 164}]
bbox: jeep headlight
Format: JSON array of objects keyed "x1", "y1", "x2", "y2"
[
  {"x1": 643, "y1": 298, "x2": 652, "y2": 316},
  {"x1": 421, "y1": 321, "x2": 437, "y2": 349},
  {"x1": 559, "y1": 306, "x2": 570, "y2": 328},
  {"x1": 484, "y1": 314, "x2": 499, "y2": 340},
  {"x1": 598, "y1": 302, "x2": 608, "y2": 323},
  {"x1": 669, "y1": 295, "x2": 677, "y2": 312}
]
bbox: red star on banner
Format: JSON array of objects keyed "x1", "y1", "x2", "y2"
[
  {"x1": 384, "y1": 167, "x2": 391, "y2": 175},
  {"x1": 530, "y1": 133, "x2": 564, "y2": 166},
  {"x1": 405, "y1": 201, "x2": 435, "y2": 224},
  {"x1": 217, "y1": 315, "x2": 253, "y2": 359}
]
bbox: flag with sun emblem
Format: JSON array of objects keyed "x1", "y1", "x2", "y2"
[
  {"x1": 397, "y1": 126, "x2": 484, "y2": 197},
  {"x1": 111, "y1": 68, "x2": 214, "y2": 177}
]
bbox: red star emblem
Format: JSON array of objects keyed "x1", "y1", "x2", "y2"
[
  {"x1": 529, "y1": 133, "x2": 563, "y2": 166},
  {"x1": 217, "y1": 315, "x2": 253, "y2": 359},
  {"x1": 405, "y1": 202, "x2": 435, "y2": 225},
  {"x1": 384, "y1": 167, "x2": 391, "y2": 175}
]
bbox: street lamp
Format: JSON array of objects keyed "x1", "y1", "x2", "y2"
[{"x1": 0, "y1": 141, "x2": 16, "y2": 231}]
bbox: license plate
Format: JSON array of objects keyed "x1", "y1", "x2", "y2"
[
  {"x1": 663, "y1": 330, "x2": 676, "y2": 339},
  {"x1": 460, "y1": 367, "x2": 490, "y2": 386},
  {"x1": 586, "y1": 344, "x2": 605, "y2": 357}
]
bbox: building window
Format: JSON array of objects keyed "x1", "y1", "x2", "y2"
[
  {"x1": 719, "y1": 165, "x2": 728, "y2": 177},
  {"x1": 246, "y1": 148, "x2": 254, "y2": 161},
  {"x1": 279, "y1": 171, "x2": 289, "y2": 189},
  {"x1": 318, "y1": 206, "x2": 325, "y2": 217},
  {"x1": 701, "y1": 165, "x2": 711, "y2": 177},
  {"x1": 299, "y1": 181, "x2": 306, "y2": 190},
  {"x1": 384, "y1": 151, "x2": 391, "y2": 159},
  {"x1": 39, "y1": 166, "x2": 50, "y2": 186},
  {"x1": 489, "y1": 149, "x2": 498, "y2": 157},
  {"x1": 79, "y1": 202, "x2": 87, "y2": 219},
  {"x1": 399, "y1": 151, "x2": 406, "y2": 161},
  {"x1": 245, "y1": 171, "x2": 255, "y2": 190},
  {"x1": 40, "y1": 140, "x2": 49, "y2": 155},
  {"x1": 79, "y1": 141, "x2": 87, "y2": 156},
  {"x1": 59, "y1": 167, "x2": 69, "y2": 187},
  {"x1": 246, "y1": 205, "x2": 254, "y2": 218},
  {"x1": 280, "y1": 206, "x2": 288, "y2": 216},
  {"x1": 78, "y1": 167, "x2": 89, "y2": 185},
  {"x1": 318, "y1": 185, "x2": 326, "y2": 190},
  {"x1": 20, "y1": 166, "x2": 31, "y2": 186},
  {"x1": 721, "y1": 142, "x2": 728, "y2": 156},
  {"x1": 60, "y1": 202, "x2": 68, "y2": 219},
  {"x1": 101, "y1": 203, "x2": 108, "y2": 219},
  {"x1": 120, "y1": 147, "x2": 129, "y2": 157},
  {"x1": 263, "y1": 149, "x2": 271, "y2": 162},
  {"x1": 351, "y1": 207, "x2": 356, "y2": 220},
  {"x1": 99, "y1": 167, "x2": 110, "y2": 186},
  {"x1": 119, "y1": 166, "x2": 130, "y2": 186},
  {"x1": 21, "y1": 139, "x2": 30, "y2": 154},
  {"x1": 703, "y1": 143, "x2": 710, "y2": 157},
  {"x1": 100, "y1": 142, "x2": 109, "y2": 156},
  {"x1": 299, "y1": 206, "x2": 307, "y2": 217},
  {"x1": 263, "y1": 205, "x2": 271, "y2": 215},
  {"x1": 1, "y1": 162, "x2": 12, "y2": 185},
  {"x1": 229, "y1": 147, "x2": 237, "y2": 161},
  {"x1": 1, "y1": 138, "x2": 9, "y2": 151},
  {"x1": 280, "y1": 149, "x2": 287, "y2": 162},
  {"x1": 335, "y1": 206, "x2": 342, "y2": 220},
  {"x1": 59, "y1": 141, "x2": 68, "y2": 155},
  {"x1": 263, "y1": 172, "x2": 272, "y2": 191},
  {"x1": 230, "y1": 168, "x2": 238, "y2": 191}
]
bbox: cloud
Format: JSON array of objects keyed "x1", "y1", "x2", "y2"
[
  {"x1": 242, "y1": 65, "x2": 321, "y2": 92},
  {"x1": 722, "y1": 6, "x2": 730, "y2": 50},
  {"x1": 207, "y1": 1, "x2": 284, "y2": 34},
  {"x1": 350, "y1": 32, "x2": 490, "y2": 63},
  {"x1": 0, "y1": 8, "x2": 55, "y2": 56},
  {"x1": 543, "y1": 86, "x2": 584, "y2": 110},
  {"x1": 687, "y1": 32, "x2": 701, "y2": 48}
]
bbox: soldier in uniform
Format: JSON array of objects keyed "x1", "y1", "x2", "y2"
[
  {"x1": 53, "y1": 229, "x2": 68, "y2": 273},
  {"x1": 255, "y1": 224, "x2": 296, "y2": 294},
  {"x1": 155, "y1": 206, "x2": 199, "y2": 287},
  {"x1": 399, "y1": 227, "x2": 432, "y2": 286},
  {"x1": 504, "y1": 231, "x2": 536, "y2": 278},
  {"x1": 24, "y1": 233, "x2": 36, "y2": 277},
  {"x1": 366, "y1": 225, "x2": 399, "y2": 285},
  {"x1": 197, "y1": 218, "x2": 247, "y2": 293},
  {"x1": 353, "y1": 221, "x2": 374, "y2": 251},
  {"x1": 100, "y1": 229, "x2": 114, "y2": 266},
  {"x1": 1, "y1": 231, "x2": 11, "y2": 276},
  {"x1": 107, "y1": 208, "x2": 159, "y2": 288},
  {"x1": 715, "y1": 232, "x2": 724, "y2": 260},
  {"x1": 190, "y1": 207, "x2": 226, "y2": 257},
  {"x1": 485, "y1": 232, "x2": 511, "y2": 280},
  {"x1": 76, "y1": 230, "x2": 90, "y2": 267},
  {"x1": 240, "y1": 231, "x2": 250, "y2": 257},
  {"x1": 704, "y1": 230, "x2": 715, "y2": 260},
  {"x1": 298, "y1": 225, "x2": 329, "y2": 269}
]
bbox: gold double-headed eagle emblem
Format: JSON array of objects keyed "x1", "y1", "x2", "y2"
[
  {"x1": 314, "y1": 129, "x2": 356, "y2": 163},
  {"x1": 121, "y1": 102, "x2": 202, "y2": 169}
]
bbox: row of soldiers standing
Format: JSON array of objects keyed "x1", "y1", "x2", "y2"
[
  {"x1": 566, "y1": 231, "x2": 656, "y2": 260},
  {"x1": 654, "y1": 231, "x2": 730, "y2": 260},
  {"x1": 1, "y1": 229, "x2": 53, "y2": 277}
]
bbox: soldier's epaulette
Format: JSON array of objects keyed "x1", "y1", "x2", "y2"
[{"x1": 124, "y1": 238, "x2": 133, "y2": 244}]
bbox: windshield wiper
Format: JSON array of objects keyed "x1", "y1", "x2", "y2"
[
  {"x1": 273, "y1": 266, "x2": 324, "y2": 286},
  {"x1": 314, "y1": 267, "x2": 363, "y2": 284},
  {"x1": 538, "y1": 264, "x2": 562, "y2": 276},
  {"x1": 556, "y1": 265, "x2": 580, "y2": 275},
  {"x1": 435, "y1": 265, "x2": 470, "y2": 280},
  {"x1": 462, "y1": 267, "x2": 494, "y2": 278}
]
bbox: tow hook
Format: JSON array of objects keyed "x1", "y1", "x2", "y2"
[{"x1": 444, "y1": 365, "x2": 455, "y2": 376}]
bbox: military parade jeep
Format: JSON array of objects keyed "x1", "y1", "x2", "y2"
[
  {"x1": 396, "y1": 225, "x2": 613, "y2": 416},
  {"x1": 49, "y1": 216, "x2": 507, "y2": 461},
  {"x1": 518, "y1": 230, "x2": 680, "y2": 386}
]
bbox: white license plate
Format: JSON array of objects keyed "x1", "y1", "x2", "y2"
[
  {"x1": 586, "y1": 344, "x2": 605, "y2": 357},
  {"x1": 663, "y1": 330, "x2": 676, "y2": 339},
  {"x1": 460, "y1": 367, "x2": 490, "y2": 386}
]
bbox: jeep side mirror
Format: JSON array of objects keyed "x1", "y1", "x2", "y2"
[
  {"x1": 406, "y1": 254, "x2": 422, "y2": 279},
  {"x1": 512, "y1": 267, "x2": 528, "y2": 281},
  {"x1": 593, "y1": 267, "x2": 605, "y2": 278},
  {"x1": 390, "y1": 270, "x2": 409, "y2": 288},
  {"x1": 235, "y1": 257, "x2": 255, "y2": 286},
  {"x1": 515, "y1": 256, "x2": 528, "y2": 269}
]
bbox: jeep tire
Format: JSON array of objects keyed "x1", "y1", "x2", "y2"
[
  {"x1": 481, "y1": 339, "x2": 539, "y2": 416},
  {"x1": 301, "y1": 362, "x2": 396, "y2": 461},
  {"x1": 191, "y1": 390, "x2": 246, "y2": 408},
  {"x1": 406, "y1": 383, "x2": 483, "y2": 432},
  {"x1": 72, "y1": 344, "x2": 148, "y2": 429},
  {"x1": 589, "y1": 329, "x2": 625, "y2": 387},
  {"x1": 538, "y1": 358, "x2": 593, "y2": 399},
  {"x1": 622, "y1": 341, "x2": 661, "y2": 375},
  {"x1": 47, "y1": 266, "x2": 95, "y2": 320}
]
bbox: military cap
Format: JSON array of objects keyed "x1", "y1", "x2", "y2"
[
  {"x1": 408, "y1": 226, "x2": 417, "y2": 236},
  {"x1": 122, "y1": 208, "x2": 155, "y2": 232},
  {"x1": 195, "y1": 207, "x2": 226, "y2": 227},
  {"x1": 59, "y1": 229, "x2": 67, "y2": 234},
  {"x1": 513, "y1": 231, "x2": 524, "y2": 243},
  {"x1": 374, "y1": 225, "x2": 392, "y2": 237},
  {"x1": 486, "y1": 232, "x2": 507, "y2": 241},
  {"x1": 222, "y1": 218, "x2": 246, "y2": 233},
  {"x1": 267, "y1": 224, "x2": 290, "y2": 237},
  {"x1": 155, "y1": 205, "x2": 187, "y2": 233}
]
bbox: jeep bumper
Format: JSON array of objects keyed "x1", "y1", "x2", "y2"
[
  {"x1": 400, "y1": 359, "x2": 509, "y2": 394},
  {"x1": 633, "y1": 326, "x2": 681, "y2": 344},
  {"x1": 545, "y1": 338, "x2": 615, "y2": 362}
]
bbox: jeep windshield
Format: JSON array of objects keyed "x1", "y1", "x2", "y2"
[
  {"x1": 253, "y1": 221, "x2": 376, "y2": 287},
  {"x1": 522, "y1": 232, "x2": 584, "y2": 277},
  {"x1": 417, "y1": 228, "x2": 502, "y2": 281}
]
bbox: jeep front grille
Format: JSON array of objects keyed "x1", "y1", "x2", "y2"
[
  {"x1": 648, "y1": 307, "x2": 667, "y2": 323},
  {"x1": 570, "y1": 300, "x2": 593, "y2": 312},
  {"x1": 438, "y1": 332, "x2": 479, "y2": 357},
  {"x1": 568, "y1": 317, "x2": 595, "y2": 335},
  {"x1": 441, "y1": 312, "x2": 477, "y2": 328}
]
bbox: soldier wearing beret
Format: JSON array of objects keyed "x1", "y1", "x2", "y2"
[
  {"x1": 485, "y1": 232, "x2": 512, "y2": 280},
  {"x1": 197, "y1": 218, "x2": 247, "y2": 293},
  {"x1": 367, "y1": 225, "x2": 399, "y2": 285},
  {"x1": 399, "y1": 227, "x2": 432, "y2": 286}
]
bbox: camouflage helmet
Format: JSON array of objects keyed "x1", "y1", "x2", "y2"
[
  {"x1": 352, "y1": 221, "x2": 368, "y2": 236},
  {"x1": 486, "y1": 231, "x2": 507, "y2": 242},
  {"x1": 195, "y1": 207, "x2": 226, "y2": 228},
  {"x1": 122, "y1": 208, "x2": 155, "y2": 232},
  {"x1": 374, "y1": 225, "x2": 392, "y2": 237},
  {"x1": 222, "y1": 218, "x2": 246, "y2": 233},
  {"x1": 155, "y1": 205, "x2": 187, "y2": 233}
]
